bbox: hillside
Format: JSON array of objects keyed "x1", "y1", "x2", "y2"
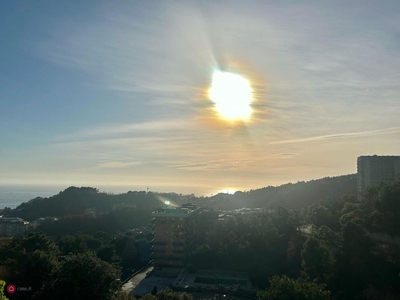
[{"x1": 6, "y1": 174, "x2": 357, "y2": 221}]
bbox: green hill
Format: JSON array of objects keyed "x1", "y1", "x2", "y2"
[{"x1": 6, "y1": 174, "x2": 357, "y2": 221}]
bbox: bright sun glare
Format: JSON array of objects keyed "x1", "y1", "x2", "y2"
[{"x1": 209, "y1": 71, "x2": 253, "y2": 120}]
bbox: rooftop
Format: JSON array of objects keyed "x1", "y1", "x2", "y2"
[
  {"x1": 0, "y1": 217, "x2": 26, "y2": 223},
  {"x1": 358, "y1": 155, "x2": 400, "y2": 159},
  {"x1": 152, "y1": 204, "x2": 200, "y2": 218}
]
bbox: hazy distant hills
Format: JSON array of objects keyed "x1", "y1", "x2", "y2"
[
  {"x1": 6, "y1": 174, "x2": 356, "y2": 221},
  {"x1": 203, "y1": 174, "x2": 357, "y2": 210}
]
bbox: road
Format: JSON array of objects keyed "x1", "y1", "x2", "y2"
[{"x1": 122, "y1": 265, "x2": 154, "y2": 293}]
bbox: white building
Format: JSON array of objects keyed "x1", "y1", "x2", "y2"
[{"x1": 0, "y1": 217, "x2": 28, "y2": 237}]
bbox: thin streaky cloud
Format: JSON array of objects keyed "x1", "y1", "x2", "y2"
[
  {"x1": 1, "y1": 1, "x2": 400, "y2": 191},
  {"x1": 54, "y1": 120, "x2": 191, "y2": 142},
  {"x1": 270, "y1": 127, "x2": 400, "y2": 145},
  {"x1": 96, "y1": 161, "x2": 143, "y2": 169},
  {"x1": 270, "y1": 153, "x2": 303, "y2": 158}
]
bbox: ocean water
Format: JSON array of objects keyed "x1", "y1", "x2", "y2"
[
  {"x1": 0, "y1": 184, "x2": 148, "y2": 209},
  {"x1": 0, "y1": 185, "x2": 67, "y2": 209},
  {"x1": 0, "y1": 184, "x2": 205, "y2": 209}
]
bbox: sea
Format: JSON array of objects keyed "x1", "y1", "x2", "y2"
[
  {"x1": 0, "y1": 185, "x2": 67, "y2": 209},
  {"x1": 0, "y1": 184, "x2": 210, "y2": 210},
  {"x1": 0, "y1": 184, "x2": 142, "y2": 209}
]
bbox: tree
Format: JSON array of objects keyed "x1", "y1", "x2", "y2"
[
  {"x1": 339, "y1": 211, "x2": 363, "y2": 227},
  {"x1": 0, "y1": 232, "x2": 59, "y2": 297},
  {"x1": 97, "y1": 244, "x2": 120, "y2": 265},
  {"x1": 307, "y1": 204, "x2": 334, "y2": 229},
  {"x1": 121, "y1": 240, "x2": 139, "y2": 275},
  {"x1": 151, "y1": 286, "x2": 158, "y2": 295},
  {"x1": 341, "y1": 202, "x2": 360, "y2": 215},
  {"x1": 112, "y1": 291, "x2": 136, "y2": 300},
  {"x1": 0, "y1": 281, "x2": 8, "y2": 300},
  {"x1": 301, "y1": 237, "x2": 333, "y2": 283},
  {"x1": 58, "y1": 233, "x2": 103, "y2": 255},
  {"x1": 257, "y1": 275, "x2": 333, "y2": 300},
  {"x1": 328, "y1": 221, "x2": 374, "y2": 299},
  {"x1": 155, "y1": 288, "x2": 193, "y2": 300},
  {"x1": 1, "y1": 207, "x2": 12, "y2": 216},
  {"x1": 316, "y1": 226, "x2": 341, "y2": 253},
  {"x1": 49, "y1": 252, "x2": 121, "y2": 300},
  {"x1": 286, "y1": 234, "x2": 305, "y2": 278},
  {"x1": 341, "y1": 221, "x2": 371, "y2": 265},
  {"x1": 271, "y1": 207, "x2": 296, "y2": 236},
  {"x1": 58, "y1": 235, "x2": 86, "y2": 254},
  {"x1": 367, "y1": 178, "x2": 400, "y2": 236},
  {"x1": 141, "y1": 295, "x2": 157, "y2": 300}
]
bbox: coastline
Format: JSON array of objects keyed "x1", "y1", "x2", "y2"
[{"x1": 0, "y1": 184, "x2": 67, "y2": 209}]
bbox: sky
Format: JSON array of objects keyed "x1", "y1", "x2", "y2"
[{"x1": 1, "y1": 0, "x2": 400, "y2": 196}]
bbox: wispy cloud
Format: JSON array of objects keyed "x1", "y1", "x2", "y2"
[
  {"x1": 170, "y1": 158, "x2": 259, "y2": 172},
  {"x1": 270, "y1": 153, "x2": 303, "y2": 158},
  {"x1": 5, "y1": 1, "x2": 400, "y2": 192},
  {"x1": 55, "y1": 120, "x2": 190, "y2": 142},
  {"x1": 32, "y1": 2, "x2": 215, "y2": 108},
  {"x1": 96, "y1": 161, "x2": 143, "y2": 169},
  {"x1": 270, "y1": 127, "x2": 400, "y2": 145}
]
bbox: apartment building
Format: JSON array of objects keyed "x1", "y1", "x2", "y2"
[
  {"x1": 0, "y1": 217, "x2": 28, "y2": 237},
  {"x1": 357, "y1": 155, "x2": 400, "y2": 200},
  {"x1": 198, "y1": 209, "x2": 218, "y2": 245},
  {"x1": 152, "y1": 204, "x2": 203, "y2": 268}
]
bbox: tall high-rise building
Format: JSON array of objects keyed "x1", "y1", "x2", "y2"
[
  {"x1": 357, "y1": 155, "x2": 400, "y2": 200},
  {"x1": 152, "y1": 204, "x2": 202, "y2": 268}
]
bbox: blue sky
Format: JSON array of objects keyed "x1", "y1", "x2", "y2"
[{"x1": 1, "y1": 1, "x2": 400, "y2": 195}]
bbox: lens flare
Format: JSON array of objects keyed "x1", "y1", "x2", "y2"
[{"x1": 208, "y1": 71, "x2": 253, "y2": 120}]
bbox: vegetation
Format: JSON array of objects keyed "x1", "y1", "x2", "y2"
[
  {"x1": 48, "y1": 252, "x2": 121, "y2": 300},
  {"x1": 257, "y1": 275, "x2": 333, "y2": 300},
  {"x1": 0, "y1": 231, "x2": 148, "y2": 299},
  {"x1": 189, "y1": 177, "x2": 400, "y2": 299},
  {"x1": 35, "y1": 209, "x2": 153, "y2": 236},
  {"x1": 0, "y1": 232, "x2": 59, "y2": 296},
  {"x1": 298, "y1": 177, "x2": 400, "y2": 299},
  {"x1": 140, "y1": 288, "x2": 193, "y2": 300},
  {"x1": 4, "y1": 175, "x2": 356, "y2": 221},
  {"x1": 2, "y1": 175, "x2": 400, "y2": 299},
  {"x1": 188, "y1": 206, "x2": 303, "y2": 287},
  {"x1": 0, "y1": 280, "x2": 8, "y2": 300},
  {"x1": 204, "y1": 174, "x2": 356, "y2": 210}
]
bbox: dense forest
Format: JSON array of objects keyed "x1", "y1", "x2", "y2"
[
  {"x1": 188, "y1": 176, "x2": 400, "y2": 299},
  {"x1": 203, "y1": 174, "x2": 356, "y2": 210}
]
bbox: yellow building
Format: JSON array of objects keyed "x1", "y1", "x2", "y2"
[{"x1": 152, "y1": 204, "x2": 202, "y2": 268}]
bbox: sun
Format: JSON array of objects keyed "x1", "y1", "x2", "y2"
[{"x1": 208, "y1": 71, "x2": 253, "y2": 120}]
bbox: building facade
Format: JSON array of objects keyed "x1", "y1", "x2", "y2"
[
  {"x1": 357, "y1": 155, "x2": 400, "y2": 200},
  {"x1": 198, "y1": 209, "x2": 218, "y2": 245},
  {"x1": 152, "y1": 204, "x2": 203, "y2": 268},
  {"x1": 0, "y1": 217, "x2": 28, "y2": 237}
]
